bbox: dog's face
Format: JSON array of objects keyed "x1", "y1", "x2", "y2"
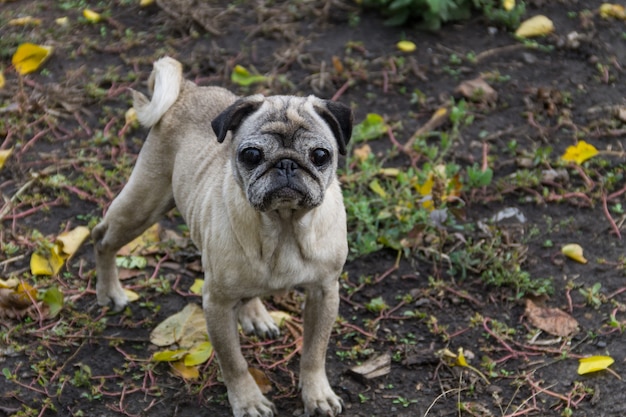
[{"x1": 212, "y1": 95, "x2": 353, "y2": 212}]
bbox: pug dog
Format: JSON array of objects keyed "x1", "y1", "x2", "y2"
[{"x1": 91, "y1": 57, "x2": 352, "y2": 417}]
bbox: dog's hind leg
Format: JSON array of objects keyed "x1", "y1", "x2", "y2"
[
  {"x1": 238, "y1": 297, "x2": 280, "y2": 339},
  {"x1": 92, "y1": 150, "x2": 175, "y2": 311}
]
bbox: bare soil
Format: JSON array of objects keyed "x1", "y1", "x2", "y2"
[{"x1": 1, "y1": 1, "x2": 625, "y2": 417}]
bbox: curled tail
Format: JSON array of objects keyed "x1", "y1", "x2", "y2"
[{"x1": 132, "y1": 57, "x2": 183, "y2": 128}]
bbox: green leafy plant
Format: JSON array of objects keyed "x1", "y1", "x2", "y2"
[{"x1": 359, "y1": 0, "x2": 524, "y2": 30}]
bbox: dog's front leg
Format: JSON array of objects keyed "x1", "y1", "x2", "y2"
[
  {"x1": 300, "y1": 281, "x2": 343, "y2": 416},
  {"x1": 204, "y1": 297, "x2": 276, "y2": 417}
]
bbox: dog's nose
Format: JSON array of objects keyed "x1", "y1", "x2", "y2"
[{"x1": 274, "y1": 159, "x2": 299, "y2": 178}]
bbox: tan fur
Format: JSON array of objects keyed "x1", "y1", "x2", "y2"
[{"x1": 92, "y1": 57, "x2": 350, "y2": 417}]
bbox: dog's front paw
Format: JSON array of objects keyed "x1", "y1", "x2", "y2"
[
  {"x1": 231, "y1": 392, "x2": 276, "y2": 417},
  {"x1": 302, "y1": 380, "x2": 343, "y2": 417}
]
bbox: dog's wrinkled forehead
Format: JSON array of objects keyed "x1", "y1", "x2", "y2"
[{"x1": 245, "y1": 96, "x2": 332, "y2": 147}]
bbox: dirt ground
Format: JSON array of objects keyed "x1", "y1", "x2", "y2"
[{"x1": 1, "y1": 0, "x2": 626, "y2": 416}]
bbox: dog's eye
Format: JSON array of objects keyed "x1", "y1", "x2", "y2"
[
  {"x1": 239, "y1": 147, "x2": 263, "y2": 166},
  {"x1": 310, "y1": 148, "x2": 330, "y2": 166}
]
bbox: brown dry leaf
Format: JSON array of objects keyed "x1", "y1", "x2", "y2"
[
  {"x1": 249, "y1": 367, "x2": 272, "y2": 394},
  {"x1": 170, "y1": 360, "x2": 200, "y2": 380},
  {"x1": 525, "y1": 298, "x2": 579, "y2": 337},
  {"x1": 348, "y1": 352, "x2": 391, "y2": 381},
  {"x1": 455, "y1": 77, "x2": 498, "y2": 105}
]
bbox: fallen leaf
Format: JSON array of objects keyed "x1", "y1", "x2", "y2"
[
  {"x1": 30, "y1": 244, "x2": 65, "y2": 276},
  {"x1": 9, "y1": 16, "x2": 42, "y2": 26},
  {"x1": 56, "y1": 226, "x2": 90, "y2": 257},
  {"x1": 352, "y1": 113, "x2": 388, "y2": 142},
  {"x1": 231, "y1": 65, "x2": 267, "y2": 86},
  {"x1": 249, "y1": 367, "x2": 272, "y2": 394},
  {"x1": 332, "y1": 56, "x2": 344, "y2": 74},
  {"x1": 123, "y1": 288, "x2": 140, "y2": 302},
  {"x1": 0, "y1": 71, "x2": 4, "y2": 89},
  {"x1": 456, "y1": 347, "x2": 468, "y2": 367},
  {"x1": 369, "y1": 179, "x2": 387, "y2": 199},
  {"x1": 515, "y1": 15, "x2": 554, "y2": 38},
  {"x1": 353, "y1": 144, "x2": 372, "y2": 163},
  {"x1": 119, "y1": 223, "x2": 161, "y2": 256},
  {"x1": 455, "y1": 77, "x2": 498, "y2": 105},
  {"x1": 153, "y1": 348, "x2": 187, "y2": 362},
  {"x1": 184, "y1": 341, "x2": 213, "y2": 366},
  {"x1": 348, "y1": 352, "x2": 391, "y2": 381},
  {"x1": 12, "y1": 43, "x2": 53, "y2": 75},
  {"x1": 189, "y1": 279, "x2": 203, "y2": 295},
  {"x1": 561, "y1": 141, "x2": 598, "y2": 165},
  {"x1": 502, "y1": 0, "x2": 515, "y2": 11},
  {"x1": 578, "y1": 355, "x2": 615, "y2": 375},
  {"x1": 150, "y1": 303, "x2": 207, "y2": 347},
  {"x1": 83, "y1": 9, "x2": 101, "y2": 23},
  {"x1": 41, "y1": 287, "x2": 64, "y2": 317},
  {"x1": 125, "y1": 107, "x2": 138, "y2": 125},
  {"x1": 599, "y1": 3, "x2": 626, "y2": 19},
  {"x1": 397, "y1": 40, "x2": 416, "y2": 52},
  {"x1": 525, "y1": 298, "x2": 579, "y2": 337},
  {"x1": 0, "y1": 148, "x2": 13, "y2": 170},
  {"x1": 55, "y1": 17, "x2": 69, "y2": 26},
  {"x1": 140, "y1": 0, "x2": 155, "y2": 5},
  {"x1": 561, "y1": 243, "x2": 588, "y2": 264},
  {"x1": 268, "y1": 310, "x2": 294, "y2": 328},
  {"x1": 170, "y1": 360, "x2": 199, "y2": 380},
  {"x1": 0, "y1": 278, "x2": 19, "y2": 289}
]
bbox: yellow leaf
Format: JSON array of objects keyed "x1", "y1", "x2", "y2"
[
  {"x1": 578, "y1": 355, "x2": 614, "y2": 375},
  {"x1": 379, "y1": 167, "x2": 400, "y2": 177},
  {"x1": 369, "y1": 179, "x2": 387, "y2": 199},
  {"x1": 83, "y1": 9, "x2": 101, "y2": 23},
  {"x1": 55, "y1": 17, "x2": 69, "y2": 26},
  {"x1": 8, "y1": 16, "x2": 42, "y2": 26},
  {"x1": 561, "y1": 244, "x2": 588, "y2": 264},
  {"x1": 0, "y1": 148, "x2": 13, "y2": 170},
  {"x1": 0, "y1": 70, "x2": 4, "y2": 89},
  {"x1": 12, "y1": 43, "x2": 53, "y2": 75},
  {"x1": 268, "y1": 310, "x2": 293, "y2": 327},
  {"x1": 561, "y1": 140, "x2": 599, "y2": 165},
  {"x1": 140, "y1": 0, "x2": 155, "y2": 6},
  {"x1": 456, "y1": 347, "x2": 468, "y2": 367},
  {"x1": 171, "y1": 360, "x2": 200, "y2": 380},
  {"x1": 123, "y1": 288, "x2": 140, "y2": 302},
  {"x1": 184, "y1": 341, "x2": 213, "y2": 366},
  {"x1": 56, "y1": 226, "x2": 90, "y2": 257},
  {"x1": 125, "y1": 107, "x2": 138, "y2": 125},
  {"x1": 189, "y1": 279, "x2": 203, "y2": 295},
  {"x1": 152, "y1": 348, "x2": 187, "y2": 362},
  {"x1": 16, "y1": 282, "x2": 37, "y2": 304},
  {"x1": 30, "y1": 244, "x2": 66, "y2": 276},
  {"x1": 0, "y1": 278, "x2": 19, "y2": 289},
  {"x1": 396, "y1": 40, "x2": 416, "y2": 52},
  {"x1": 599, "y1": 3, "x2": 626, "y2": 19},
  {"x1": 119, "y1": 223, "x2": 160, "y2": 256},
  {"x1": 502, "y1": 0, "x2": 515, "y2": 11},
  {"x1": 515, "y1": 15, "x2": 554, "y2": 38}
]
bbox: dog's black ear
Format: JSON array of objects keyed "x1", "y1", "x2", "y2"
[
  {"x1": 315, "y1": 100, "x2": 353, "y2": 155},
  {"x1": 212, "y1": 96, "x2": 264, "y2": 143}
]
